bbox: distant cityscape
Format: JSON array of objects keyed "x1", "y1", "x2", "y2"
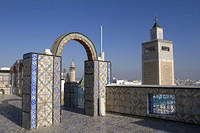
[{"x1": 112, "y1": 77, "x2": 200, "y2": 87}]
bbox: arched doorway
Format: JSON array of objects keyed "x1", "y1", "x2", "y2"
[
  {"x1": 51, "y1": 32, "x2": 99, "y2": 116},
  {"x1": 22, "y1": 32, "x2": 111, "y2": 129}
]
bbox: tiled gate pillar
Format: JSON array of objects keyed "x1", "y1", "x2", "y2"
[
  {"x1": 84, "y1": 60, "x2": 111, "y2": 116},
  {"x1": 22, "y1": 53, "x2": 61, "y2": 129}
]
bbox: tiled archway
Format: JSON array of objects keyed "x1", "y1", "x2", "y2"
[{"x1": 51, "y1": 32, "x2": 97, "y2": 61}]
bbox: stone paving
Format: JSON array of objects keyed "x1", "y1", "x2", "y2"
[{"x1": 0, "y1": 95, "x2": 200, "y2": 133}]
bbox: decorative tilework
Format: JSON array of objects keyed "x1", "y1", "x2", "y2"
[
  {"x1": 37, "y1": 94, "x2": 52, "y2": 103},
  {"x1": 107, "y1": 62, "x2": 111, "y2": 84},
  {"x1": 22, "y1": 53, "x2": 62, "y2": 129},
  {"x1": 99, "y1": 62, "x2": 107, "y2": 99},
  {"x1": 37, "y1": 55, "x2": 53, "y2": 96},
  {"x1": 149, "y1": 94, "x2": 175, "y2": 114},
  {"x1": 53, "y1": 87, "x2": 60, "y2": 122},
  {"x1": 85, "y1": 61, "x2": 94, "y2": 74},
  {"x1": 106, "y1": 86, "x2": 200, "y2": 125},
  {"x1": 98, "y1": 61, "x2": 108, "y2": 116},
  {"x1": 37, "y1": 55, "x2": 53, "y2": 128},
  {"x1": 37, "y1": 103, "x2": 53, "y2": 127},
  {"x1": 93, "y1": 61, "x2": 99, "y2": 116},
  {"x1": 53, "y1": 56, "x2": 61, "y2": 123},
  {"x1": 84, "y1": 61, "x2": 99, "y2": 116},
  {"x1": 84, "y1": 60, "x2": 112, "y2": 116},
  {"x1": 31, "y1": 54, "x2": 37, "y2": 129}
]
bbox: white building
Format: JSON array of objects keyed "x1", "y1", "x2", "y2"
[{"x1": 0, "y1": 67, "x2": 11, "y2": 95}]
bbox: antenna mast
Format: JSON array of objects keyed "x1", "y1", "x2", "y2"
[
  {"x1": 100, "y1": 25, "x2": 103, "y2": 53},
  {"x1": 98, "y1": 25, "x2": 105, "y2": 61}
]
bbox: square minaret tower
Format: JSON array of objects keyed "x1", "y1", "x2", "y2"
[{"x1": 142, "y1": 17, "x2": 174, "y2": 85}]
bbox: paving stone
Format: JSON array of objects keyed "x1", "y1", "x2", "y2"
[{"x1": 0, "y1": 94, "x2": 200, "y2": 133}]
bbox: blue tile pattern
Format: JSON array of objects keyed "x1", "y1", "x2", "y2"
[
  {"x1": 31, "y1": 54, "x2": 37, "y2": 129},
  {"x1": 53, "y1": 56, "x2": 61, "y2": 123},
  {"x1": 149, "y1": 94, "x2": 175, "y2": 114},
  {"x1": 107, "y1": 62, "x2": 111, "y2": 84},
  {"x1": 54, "y1": 87, "x2": 60, "y2": 121}
]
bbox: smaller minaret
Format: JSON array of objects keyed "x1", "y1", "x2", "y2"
[
  {"x1": 65, "y1": 73, "x2": 70, "y2": 82},
  {"x1": 69, "y1": 60, "x2": 76, "y2": 82}
]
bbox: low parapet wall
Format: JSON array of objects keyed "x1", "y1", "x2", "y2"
[{"x1": 106, "y1": 84, "x2": 200, "y2": 124}]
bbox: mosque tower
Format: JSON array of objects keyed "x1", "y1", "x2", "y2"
[
  {"x1": 142, "y1": 16, "x2": 174, "y2": 85},
  {"x1": 69, "y1": 60, "x2": 76, "y2": 82}
]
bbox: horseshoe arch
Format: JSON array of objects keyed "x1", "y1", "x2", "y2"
[{"x1": 51, "y1": 32, "x2": 98, "y2": 60}]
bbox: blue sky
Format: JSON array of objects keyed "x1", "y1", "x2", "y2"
[{"x1": 0, "y1": 0, "x2": 200, "y2": 80}]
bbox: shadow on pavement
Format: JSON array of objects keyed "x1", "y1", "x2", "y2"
[
  {"x1": 107, "y1": 111, "x2": 200, "y2": 133},
  {"x1": 131, "y1": 117, "x2": 200, "y2": 133},
  {"x1": 61, "y1": 105, "x2": 84, "y2": 115},
  {"x1": 0, "y1": 98, "x2": 22, "y2": 127}
]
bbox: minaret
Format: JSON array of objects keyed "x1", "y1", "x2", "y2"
[
  {"x1": 65, "y1": 73, "x2": 70, "y2": 82},
  {"x1": 142, "y1": 16, "x2": 174, "y2": 85},
  {"x1": 69, "y1": 60, "x2": 76, "y2": 82}
]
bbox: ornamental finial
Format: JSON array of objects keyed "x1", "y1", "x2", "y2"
[{"x1": 155, "y1": 16, "x2": 158, "y2": 24}]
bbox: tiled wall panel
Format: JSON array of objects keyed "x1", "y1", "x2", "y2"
[
  {"x1": 22, "y1": 55, "x2": 32, "y2": 129},
  {"x1": 84, "y1": 60, "x2": 112, "y2": 116},
  {"x1": 99, "y1": 62, "x2": 107, "y2": 99},
  {"x1": 107, "y1": 62, "x2": 111, "y2": 84},
  {"x1": 98, "y1": 61, "x2": 107, "y2": 116},
  {"x1": 84, "y1": 61, "x2": 98, "y2": 116},
  {"x1": 37, "y1": 55, "x2": 53, "y2": 128},
  {"x1": 93, "y1": 61, "x2": 99, "y2": 116},
  {"x1": 106, "y1": 86, "x2": 200, "y2": 125},
  {"x1": 22, "y1": 53, "x2": 61, "y2": 129},
  {"x1": 31, "y1": 54, "x2": 37, "y2": 129},
  {"x1": 53, "y1": 57, "x2": 61, "y2": 123}
]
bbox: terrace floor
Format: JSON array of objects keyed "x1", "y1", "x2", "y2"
[{"x1": 0, "y1": 94, "x2": 200, "y2": 133}]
